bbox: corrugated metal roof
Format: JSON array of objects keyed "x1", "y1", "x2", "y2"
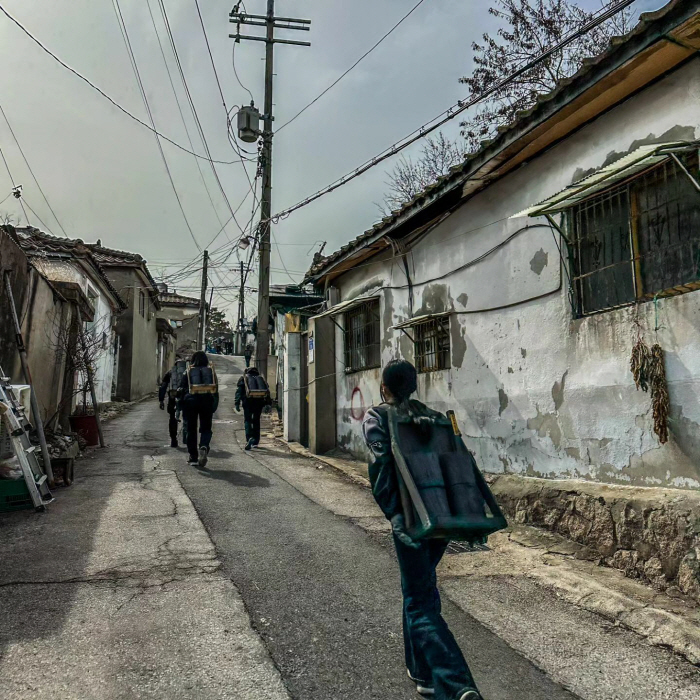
[
  {"x1": 307, "y1": 0, "x2": 697, "y2": 280},
  {"x1": 514, "y1": 141, "x2": 700, "y2": 216}
]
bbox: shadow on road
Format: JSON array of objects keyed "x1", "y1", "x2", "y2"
[{"x1": 198, "y1": 467, "x2": 271, "y2": 489}]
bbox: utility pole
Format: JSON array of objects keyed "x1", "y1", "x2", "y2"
[
  {"x1": 230, "y1": 1, "x2": 310, "y2": 379},
  {"x1": 198, "y1": 250, "x2": 208, "y2": 351},
  {"x1": 238, "y1": 259, "x2": 245, "y2": 354}
]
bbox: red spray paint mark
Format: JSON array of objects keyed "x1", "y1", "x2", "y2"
[{"x1": 350, "y1": 387, "x2": 366, "y2": 421}]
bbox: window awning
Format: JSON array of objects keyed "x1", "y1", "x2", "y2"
[
  {"x1": 392, "y1": 311, "x2": 452, "y2": 330},
  {"x1": 310, "y1": 293, "x2": 379, "y2": 320},
  {"x1": 513, "y1": 141, "x2": 700, "y2": 218}
]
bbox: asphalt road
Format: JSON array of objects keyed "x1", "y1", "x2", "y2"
[{"x1": 172, "y1": 355, "x2": 578, "y2": 700}]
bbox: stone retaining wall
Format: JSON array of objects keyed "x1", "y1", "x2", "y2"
[{"x1": 490, "y1": 475, "x2": 700, "y2": 603}]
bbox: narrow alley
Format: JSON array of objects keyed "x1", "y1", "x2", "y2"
[{"x1": 1, "y1": 354, "x2": 698, "y2": 700}]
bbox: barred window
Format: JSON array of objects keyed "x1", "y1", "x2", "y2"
[
  {"x1": 414, "y1": 317, "x2": 450, "y2": 373},
  {"x1": 344, "y1": 300, "x2": 380, "y2": 372},
  {"x1": 139, "y1": 290, "x2": 146, "y2": 317},
  {"x1": 572, "y1": 152, "x2": 700, "y2": 316}
]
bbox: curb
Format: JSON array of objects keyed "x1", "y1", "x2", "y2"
[{"x1": 276, "y1": 436, "x2": 700, "y2": 666}]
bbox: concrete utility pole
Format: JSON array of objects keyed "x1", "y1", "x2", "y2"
[
  {"x1": 230, "y1": 1, "x2": 310, "y2": 379},
  {"x1": 238, "y1": 259, "x2": 245, "y2": 354},
  {"x1": 198, "y1": 250, "x2": 208, "y2": 351}
]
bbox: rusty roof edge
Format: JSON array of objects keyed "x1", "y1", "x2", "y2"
[{"x1": 307, "y1": 0, "x2": 696, "y2": 284}]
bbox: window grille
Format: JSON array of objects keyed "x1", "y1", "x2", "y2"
[
  {"x1": 344, "y1": 300, "x2": 380, "y2": 372},
  {"x1": 413, "y1": 317, "x2": 451, "y2": 373},
  {"x1": 571, "y1": 152, "x2": 700, "y2": 316},
  {"x1": 139, "y1": 290, "x2": 146, "y2": 317}
]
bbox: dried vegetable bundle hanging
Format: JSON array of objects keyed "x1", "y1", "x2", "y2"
[
  {"x1": 630, "y1": 338, "x2": 652, "y2": 392},
  {"x1": 629, "y1": 338, "x2": 670, "y2": 444},
  {"x1": 649, "y1": 344, "x2": 669, "y2": 444}
]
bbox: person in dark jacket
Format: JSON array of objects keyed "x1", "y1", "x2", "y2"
[
  {"x1": 179, "y1": 351, "x2": 219, "y2": 467},
  {"x1": 158, "y1": 370, "x2": 179, "y2": 448},
  {"x1": 244, "y1": 344, "x2": 253, "y2": 368},
  {"x1": 235, "y1": 367, "x2": 267, "y2": 451},
  {"x1": 362, "y1": 360, "x2": 482, "y2": 700}
]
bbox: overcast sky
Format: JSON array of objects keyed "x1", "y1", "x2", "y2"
[{"x1": 0, "y1": 0, "x2": 662, "y2": 321}]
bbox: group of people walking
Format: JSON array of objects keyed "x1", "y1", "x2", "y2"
[
  {"x1": 159, "y1": 351, "x2": 270, "y2": 466},
  {"x1": 158, "y1": 352, "x2": 484, "y2": 700}
]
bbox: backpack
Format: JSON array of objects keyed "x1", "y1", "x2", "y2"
[
  {"x1": 168, "y1": 360, "x2": 187, "y2": 398},
  {"x1": 244, "y1": 373, "x2": 269, "y2": 400},
  {"x1": 187, "y1": 364, "x2": 218, "y2": 395}
]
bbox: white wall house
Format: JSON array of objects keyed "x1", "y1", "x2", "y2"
[
  {"x1": 306, "y1": 3, "x2": 700, "y2": 490},
  {"x1": 17, "y1": 230, "x2": 126, "y2": 406}
]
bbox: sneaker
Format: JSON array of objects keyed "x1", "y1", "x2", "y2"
[
  {"x1": 244, "y1": 438, "x2": 254, "y2": 451},
  {"x1": 458, "y1": 691, "x2": 482, "y2": 700},
  {"x1": 198, "y1": 447, "x2": 208, "y2": 467},
  {"x1": 187, "y1": 457, "x2": 198, "y2": 466},
  {"x1": 407, "y1": 670, "x2": 434, "y2": 697}
]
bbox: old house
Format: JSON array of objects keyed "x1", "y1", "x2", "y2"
[
  {"x1": 157, "y1": 288, "x2": 200, "y2": 359},
  {"x1": 88, "y1": 243, "x2": 161, "y2": 401},
  {"x1": 305, "y1": 0, "x2": 700, "y2": 491},
  {"x1": 1, "y1": 227, "x2": 73, "y2": 426},
  {"x1": 15, "y1": 228, "x2": 126, "y2": 409}
]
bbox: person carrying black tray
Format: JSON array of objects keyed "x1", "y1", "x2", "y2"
[{"x1": 362, "y1": 359, "x2": 483, "y2": 700}]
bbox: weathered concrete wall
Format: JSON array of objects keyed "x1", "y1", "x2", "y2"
[
  {"x1": 283, "y1": 331, "x2": 302, "y2": 442},
  {"x1": 308, "y1": 316, "x2": 336, "y2": 454},
  {"x1": 491, "y1": 475, "x2": 700, "y2": 603},
  {"x1": 330, "y1": 59, "x2": 700, "y2": 488},
  {"x1": 0, "y1": 230, "x2": 70, "y2": 423},
  {"x1": 107, "y1": 268, "x2": 158, "y2": 401}
]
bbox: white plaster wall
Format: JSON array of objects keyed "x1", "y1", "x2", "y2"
[{"x1": 331, "y1": 59, "x2": 700, "y2": 488}]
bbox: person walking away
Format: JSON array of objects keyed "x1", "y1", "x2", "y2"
[
  {"x1": 362, "y1": 360, "x2": 483, "y2": 700},
  {"x1": 179, "y1": 351, "x2": 219, "y2": 467},
  {"x1": 158, "y1": 357, "x2": 187, "y2": 447},
  {"x1": 235, "y1": 367, "x2": 269, "y2": 451},
  {"x1": 244, "y1": 343, "x2": 253, "y2": 368}
]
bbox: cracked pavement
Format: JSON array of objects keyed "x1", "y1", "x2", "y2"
[{"x1": 1, "y1": 354, "x2": 699, "y2": 700}]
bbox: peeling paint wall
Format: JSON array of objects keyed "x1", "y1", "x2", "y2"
[{"x1": 328, "y1": 59, "x2": 700, "y2": 488}]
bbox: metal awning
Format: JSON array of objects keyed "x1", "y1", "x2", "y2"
[
  {"x1": 310, "y1": 293, "x2": 380, "y2": 320},
  {"x1": 513, "y1": 141, "x2": 700, "y2": 218},
  {"x1": 392, "y1": 311, "x2": 452, "y2": 330}
]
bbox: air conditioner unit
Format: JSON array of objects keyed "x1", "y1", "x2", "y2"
[{"x1": 325, "y1": 286, "x2": 340, "y2": 308}]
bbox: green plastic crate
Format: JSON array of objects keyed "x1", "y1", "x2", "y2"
[{"x1": 0, "y1": 478, "x2": 33, "y2": 512}]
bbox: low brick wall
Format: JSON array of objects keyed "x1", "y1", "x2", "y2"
[{"x1": 490, "y1": 475, "x2": 700, "y2": 603}]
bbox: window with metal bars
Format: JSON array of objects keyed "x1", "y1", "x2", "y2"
[
  {"x1": 571, "y1": 152, "x2": 700, "y2": 316},
  {"x1": 413, "y1": 317, "x2": 451, "y2": 373},
  {"x1": 344, "y1": 300, "x2": 381, "y2": 372}
]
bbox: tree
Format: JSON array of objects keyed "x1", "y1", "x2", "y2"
[
  {"x1": 205, "y1": 307, "x2": 232, "y2": 346},
  {"x1": 459, "y1": 0, "x2": 632, "y2": 152},
  {"x1": 379, "y1": 133, "x2": 466, "y2": 215},
  {"x1": 380, "y1": 0, "x2": 632, "y2": 211}
]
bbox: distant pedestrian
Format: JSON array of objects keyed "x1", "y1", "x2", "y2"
[
  {"x1": 158, "y1": 356, "x2": 187, "y2": 448},
  {"x1": 235, "y1": 367, "x2": 269, "y2": 451},
  {"x1": 362, "y1": 360, "x2": 482, "y2": 700},
  {"x1": 179, "y1": 351, "x2": 218, "y2": 467},
  {"x1": 244, "y1": 344, "x2": 253, "y2": 368}
]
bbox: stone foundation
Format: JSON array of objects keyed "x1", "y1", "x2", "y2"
[{"x1": 489, "y1": 475, "x2": 700, "y2": 603}]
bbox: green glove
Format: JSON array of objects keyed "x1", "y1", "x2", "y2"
[{"x1": 391, "y1": 514, "x2": 420, "y2": 549}]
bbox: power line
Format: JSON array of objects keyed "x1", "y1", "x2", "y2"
[
  {"x1": 0, "y1": 145, "x2": 29, "y2": 225},
  {"x1": 277, "y1": 0, "x2": 428, "y2": 132},
  {"x1": 268, "y1": 0, "x2": 638, "y2": 223},
  {"x1": 194, "y1": 0, "x2": 228, "y2": 111},
  {"x1": 0, "y1": 102, "x2": 68, "y2": 237},
  {"x1": 231, "y1": 40, "x2": 255, "y2": 104},
  {"x1": 0, "y1": 2, "x2": 242, "y2": 166},
  {"x1": 156, "y1": 0, "x2": 246, "y2": 238},
  {"x1": 145, "y1": 0, "x2": 230, "y2": 238},
  {"x1": 111, "y1": 0, "x2": 201, "y2": 252}
]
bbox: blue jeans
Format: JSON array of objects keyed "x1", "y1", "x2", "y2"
[{"x1": 394, "y1": 535, "x2": 479, "y2": 700}]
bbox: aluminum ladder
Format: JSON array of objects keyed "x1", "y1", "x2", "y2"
[{"x1": 0, "y1": 373, "x2": 53, "y2": 511}]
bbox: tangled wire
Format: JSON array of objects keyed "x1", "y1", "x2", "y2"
[{"x1": 630, "y1": 339, "x2": 669, "y2": 444}]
